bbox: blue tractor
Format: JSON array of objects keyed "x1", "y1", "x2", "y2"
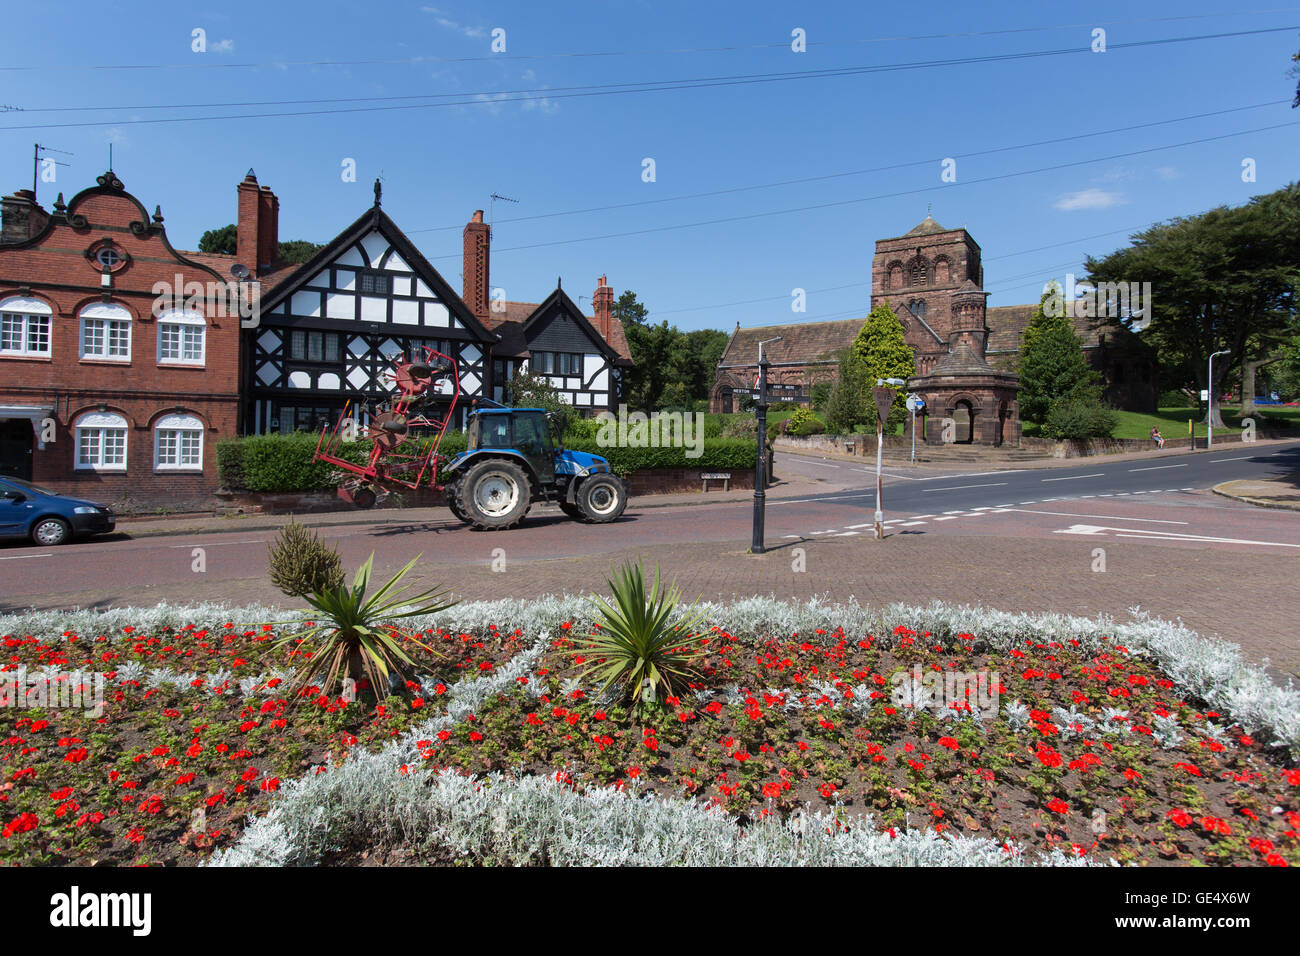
[{"x1": 442, "y1": 404, "x2": 628, "y2": 530}]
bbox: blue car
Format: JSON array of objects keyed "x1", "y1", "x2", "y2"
[{"x1": 0, "y1": 476, "x2": 116, "y2": 546}]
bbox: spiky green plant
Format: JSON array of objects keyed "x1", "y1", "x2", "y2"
[
  {"x1": 574, "y1": 562, "x2": 706, "y2": 708},
  {"x1": 273, "y1": 552, "x2": 457, "y2": 698},
  {"x1": 267, "y1": 521, "x2": 344, "y2": 598}
]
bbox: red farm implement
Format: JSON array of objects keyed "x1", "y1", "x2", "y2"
[{"x1": 313, "y1": 347, "x2": 460, "y2": 508}]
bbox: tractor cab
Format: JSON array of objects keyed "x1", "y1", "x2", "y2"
[{"x1": 466, "y1": 408, "x2": 555, "y2": 485}]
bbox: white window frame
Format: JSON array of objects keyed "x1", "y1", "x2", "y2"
[
  {"x1": 79, "y1": 302, "x2": 132, "y2": 362},
  {"x1": 153, "y1": 413, "x2": 204, "y2": 472},
  {"x1": 74, "y1": 411, "x2": 128, "y2": 472},
  {"x1": 0, "y1": 297, "x2": 53, "y2": 357},
  {"x1": 156, "y1": 309, "x2": 206, "y2": 366}
]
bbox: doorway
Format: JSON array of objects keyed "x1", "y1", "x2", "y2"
[{"x1": 0, "y1": 419, "x2": 33, "y2": 480}]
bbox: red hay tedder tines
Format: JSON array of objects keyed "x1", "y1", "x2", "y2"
[{"x1": 313, "y1": 347, "x2": 460, "y2": 508}]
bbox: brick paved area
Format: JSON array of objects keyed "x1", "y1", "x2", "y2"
[{"x1": 8, "y1": 531, "x2": 1295, "y2": 679}]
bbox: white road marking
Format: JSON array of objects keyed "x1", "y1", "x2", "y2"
[
  {"x1": 880, "y1": 469, "x2": 1027, "y2": 482},
  {"x1": 0, "y1": 553, "x2": 51, "y2": 560},
  {"x1": 803, "y1": 461, "x2": 842, "y2": 469},
  {"x1": 899, "y1": 520, "x2": 927, "y2": 527},
  {"x1": 1007, "y1": 509, "x2": 1188, "y2": 525},
  {"x1": 1211, "y1": 456, "x2": 1252, "y2": 462},
  {"x1": 933, "y1": 515, "x2": 959, "y2": 521},
  {"x1": 834, "y1": 531, "x2": 860, "y2": 537},
  {"x1": 1042, "y1": 473, "x2": 1105, "y2": 482},
  {"x1": 168, "y1": 539, "x2": 266, "y2": 548},
  {"x1": 845, "y1": 523, "x2": 874, "y2": 530},
  {"x1": 1129, "y1": 463, "x2": 1188, "y2": 472},
  {"x1": 1054, "y1": 524, "x2": 1300, "y2": 548},
  {"x1": 922, "y1": 482, "x2": 1008, "y2": 492},
  {"x1": 943, "y1": 510, "x2": 964, "y2": 515}
]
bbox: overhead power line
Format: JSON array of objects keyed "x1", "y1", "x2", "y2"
[
  {"x1": 2, "y1": 26, "x2": 1296, "y2": 133},
  {"x1": 422, "y1": 120, "x2": 1299, "y2": 260},
  {"x1": 2, "y1": 10, "x2": 1297, "y2": 72},
  {"x1": 408, "y1": 100, "x2": 1287, "y2": 235}
]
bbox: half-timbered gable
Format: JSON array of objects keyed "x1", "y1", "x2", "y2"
[
  {"x1": 517, "y1": 284, "x2": 627, "y2": 411},
  {"x1": 246, "y1": 197, "x2": 497, "y2": 435}
]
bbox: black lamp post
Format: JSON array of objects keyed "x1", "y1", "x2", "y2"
[{"x1": 751, "y1": 336, "x2": 782, "y2": 554}]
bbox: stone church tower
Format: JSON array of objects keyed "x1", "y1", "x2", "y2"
[{"x1": 871, "y1": 216, "x2": 1020, "y2": 445}]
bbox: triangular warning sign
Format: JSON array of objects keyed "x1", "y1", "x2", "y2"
[{"x1": 872, "y1": 386, "x2": 896, "y2": 424}]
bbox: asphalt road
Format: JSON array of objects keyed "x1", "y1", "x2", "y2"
[{"x1": 1, "y1": 440, "x2": 1297, "y2": 626}]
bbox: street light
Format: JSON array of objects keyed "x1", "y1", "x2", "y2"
[
  {"x1": 1207, "y1": 350, "x2": 1230, "y2": 448},
  {"x1": 872, "y1": 378, "x2": 906, "y2": 539},
  {"x1": 750, "y1": 336, "x2": 782, "y2": 554}
]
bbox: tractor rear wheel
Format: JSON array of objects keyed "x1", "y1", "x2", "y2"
[
  {"x1": 457, "y1": 458, "x2": 532, "y2": 530},
  {"x1": 576, "y1": 474, "x2": 627, "y2": 523}
]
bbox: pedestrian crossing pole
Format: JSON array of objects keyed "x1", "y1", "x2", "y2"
[{"x1": 872, "y1": 378, "x2": 906, "y2": 540}]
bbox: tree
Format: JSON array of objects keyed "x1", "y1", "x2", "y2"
[
  {"x1": 196, "y1": 224, "x2": 324, "y2": 266},
  {"x1": 851, "y1": 302, "x2": 915, "y2": 429},
  {"x1": 615, "y1": 290, "x2": 727, "y2": 411},
  {"x1": 198, "y1": 224, "x2": 237, "y2": 255},
  {"x1": 1291, "y1": 45, "x2": 1299, "y2": 107},
  {"x1": 1085, "y1": 184, "x2": 1300, "y2": 428},
  {"x1": 1017, "y1": 283, "x2": 1104, "y2": 423},
  {"x1": 506, "y1": 368, "x2": 573, "y2": 432},
  {"x1": 823, "y1": 350, "x2": 870, "y2": 434}
]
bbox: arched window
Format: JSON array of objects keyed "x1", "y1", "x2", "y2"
[
  {"x1": 888, "y1": 264, "x2": 904, "y2": 289},
  {"x1": 154, "y1": 413, "x2": 204, "y2": 471},
  {"x1": 934, "y1": 258, "x2": 950, "y2": 284},
  {"x1": 0, "y1": 295, "x2": 53, "y2": 357},
  {"x1": 79, "y1": 302, "x2": 132, "y2": 361},
  {"x1": 909, "y1": 299, "x2": 927, "y2": 323},
  {"x1": 75, "y1": 411, "x2": 128, "y2": 471},
  {"x1": 909, "y1": 258, "x2": 928, "y2": 286},
  {"x1": 156, "y1": 309, "x2": 205, "y2": 365}
]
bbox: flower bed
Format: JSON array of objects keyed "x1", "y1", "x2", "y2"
[{"x1": 1, "y1": 597, "x2": 1296, "y2": 867}]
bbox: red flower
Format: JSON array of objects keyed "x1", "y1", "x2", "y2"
[
  {"x1": 1166, "y1": 809, "x2": 1193, "y2": 828},
  {"x1": 1045, "y1": 798, "x2": 1070, "y2": 815},
  {"x1": 733, "y1": 751, "x2": 749, "y2": 762},
  {"x1": 761, "y1": 782, "x2": 782, "y2": 799},
  {"x1": 468, "y1": 731, "x2": 483, "y2": 742},
  {"x1": 63, "y1": 748, "x2": 89, "y2": 763},
  {"x1": 1, "y1": 812, "x2": 39, "y2": 838},
  {"x1": 818, "y1": 782, "x2": 837, "y2": 799},
  {"x1": 937, "y1": 737, "x2": 959, "y2": 751}
]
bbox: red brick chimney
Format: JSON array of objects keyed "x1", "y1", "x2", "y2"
[
  {"x1": 462, "y1": 210, "x2": 490, "y2": 321},
  {"x1": 236, "y1": 169, "x2": 279, "y2": 275},
  {"x1": 593, "y1": 275, "x2": 614, "y2": 340}
]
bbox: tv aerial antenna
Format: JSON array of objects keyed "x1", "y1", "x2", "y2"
[
  {"x1": 488, "y1": 192, "x2": 518, "y2": 231},
  {"x1": 33, "y1": 143, "x2": 73, "y2": 202}
]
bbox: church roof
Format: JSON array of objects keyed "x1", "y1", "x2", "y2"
[
  {"x1": 904, "y1": 215, "x2": 947, "y2": 236},
  {"x1": 717, "y1": 318, "x2": 865, "y2": 368}
]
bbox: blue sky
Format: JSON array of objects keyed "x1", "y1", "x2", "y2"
[{"x1": 3, "y1": 1, "x2": 1297, "y2": 331}]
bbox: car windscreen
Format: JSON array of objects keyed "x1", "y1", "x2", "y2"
[{"x1": 1, "y1": 476, "x2": 57, "y2": 497}]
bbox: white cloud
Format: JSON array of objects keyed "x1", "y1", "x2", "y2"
[
  {"x1": 421, "y1": 6, "x2": 485, "y2": 39},
  {"x1": 1053, "y1": 188, "x2": 1126, "y2": 211},
  {"x1": 1155, "y1": 165, "x2": 1180, "y2": 181},
  {"x1": 105, "y1": 127, "x2": 126, "y2": 145},
  {"x1": 210, "y1": 38, "x2": 234, "y2": 54}
]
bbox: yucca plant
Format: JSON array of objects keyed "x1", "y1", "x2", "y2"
[
  {"x1": 267, "y1": 520, "x2": 345, "y2": 598},
  {"x1": 273, "y1": 552, "x2": 457, "y2": 698},
  {"x1": 573, "y1": 562, "x2": 707, "y2": 708}
]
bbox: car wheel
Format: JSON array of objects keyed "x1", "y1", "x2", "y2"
[
  {"x1": 457, "y1": 458, "x2": 532, "y2": 530},
  {"x1": 31, "y1": 517, "x2": 71, "y2": 546},
  {"x1": 577, "y1": 475, "x2": 627, "y2": 523}
]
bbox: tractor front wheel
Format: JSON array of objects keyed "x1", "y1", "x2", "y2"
[
  {"x1": 444, "y1": 481, "x2": 468, "y2": 523},
  {"x1": 576, "y1": 474, "x2": 627, "y2": 523},
  {"x1": 457, "y1": 458, "x2": 532, "y2": 530}
]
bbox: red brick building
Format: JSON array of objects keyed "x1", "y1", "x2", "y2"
[{"x1": 0, "y1": 170, "x2": 249, "y2": 511}]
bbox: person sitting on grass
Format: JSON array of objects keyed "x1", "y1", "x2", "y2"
[{"x1": 1150, "y1": 426, "x2": 1165, "y2": 449}]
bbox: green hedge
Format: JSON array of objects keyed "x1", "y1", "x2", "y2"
[{"x1": 218, "y1": 429, "x2": 753, "y2": 491}]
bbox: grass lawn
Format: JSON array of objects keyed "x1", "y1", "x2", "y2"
[
  {"x1": 2, "y1": 596, "x2": 1296, "y2": 867},
  {"x1": 1024, "y1": 405, "x2": 1300, "y2": 441}
]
